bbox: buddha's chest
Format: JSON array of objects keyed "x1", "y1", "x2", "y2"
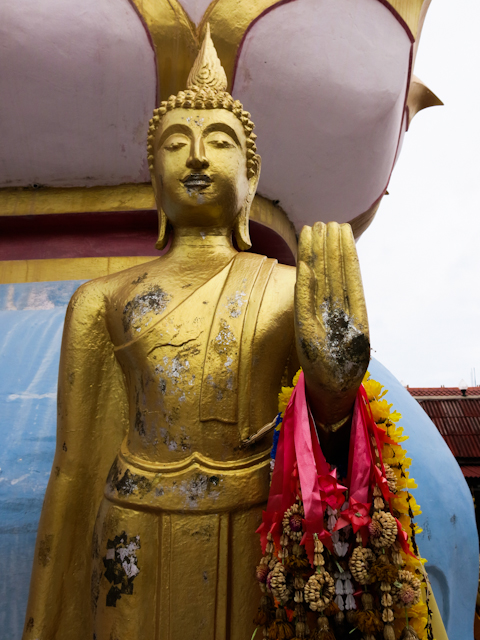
[
  {"x1": 123, "y1": 309, "x2": 211, "y2": 427},
  {"x1": 111, "y1": 255, "x2": 296, "y2": 461}
]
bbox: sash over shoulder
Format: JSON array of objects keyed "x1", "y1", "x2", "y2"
[{"x1": 114, "y1": 253, "x2": 278, "y2": 437}]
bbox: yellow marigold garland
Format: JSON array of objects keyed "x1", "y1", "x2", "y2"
[
  {"x1": 277, "y1": 369, "x2": 302, "y2": 418},
  {"x1": 267, "y1": 370, "x2": 434, "y2": 640},
  {"x1": 363, "y1": 372, "x2": 432, "y2": 640}
]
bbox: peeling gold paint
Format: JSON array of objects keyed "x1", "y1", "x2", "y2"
[{"x1": 38, "y1": 534, "x2": 54, "y2": 567}]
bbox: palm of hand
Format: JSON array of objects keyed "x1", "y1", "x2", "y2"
[{"x1": 294, "y1": 222, "x2": 370, "y2": 420}]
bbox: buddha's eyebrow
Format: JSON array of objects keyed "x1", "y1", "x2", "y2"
[
  {"x1": 157, "y1": 124, "x2": 191, "y2": 148},
  {"x1": 202, "y1": 123, "x2": 240, "y2": 146}
]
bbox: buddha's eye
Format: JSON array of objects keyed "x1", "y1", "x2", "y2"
[
  {"x1": 163, "y1": 135, "x2": 188, "y2": 151},
  {"x1": 206, "y1": 133, "x2": 236, "y2": 149},
  {"x1": 164, "y1": 141, "x2": 187, "y2": 151}
]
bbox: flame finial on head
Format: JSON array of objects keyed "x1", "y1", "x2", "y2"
[{"x1": 187, "y1": 24, "x2": 228, "y2": 92}]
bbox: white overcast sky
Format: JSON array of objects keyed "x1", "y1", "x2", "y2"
[{"x1": 356, "y1": 0, "x2": 480, "y2": 388}]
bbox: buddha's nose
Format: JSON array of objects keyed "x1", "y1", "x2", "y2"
[{"x1": 187, "y1": 137, "x2": 209, "y2": 170}]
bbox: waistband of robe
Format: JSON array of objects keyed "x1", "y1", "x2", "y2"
[{"x1": 104, "y1": 445, "x2": 271, "y2": 513}]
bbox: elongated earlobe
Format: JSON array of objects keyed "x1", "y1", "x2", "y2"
[
  {"x1": 234, "y1": 204, "x2": 252, "y2": 251},
  {"x1": 155, "y1": 208, "x2": 169, "y2": 250},
  {"x1": 150, "y1": 164, "x2": 169, "y2": 251},
  {"x1": 235, "y1": 157, "x2": 261, "y2": 251}
]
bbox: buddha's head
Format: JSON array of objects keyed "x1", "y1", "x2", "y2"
[{"x1": 147, "y1": 26, "x2": 261, "y2": 250}]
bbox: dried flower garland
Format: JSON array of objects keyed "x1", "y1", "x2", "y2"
[
  {"x1": 369, "y1": 511, "x2": 398, "y2": 549},
  {"x1": 282, "y1": 503, "x2": 305, "y2": 543},
  {"x1": 350, "y1": 547, "x2": 374, "y2": 585},
  {"x1": 304, "y1": 571, "x2": 335, "y2": 611},
  {"x1": 254, "y1": 371, "x2": 434, "y2": 640}
]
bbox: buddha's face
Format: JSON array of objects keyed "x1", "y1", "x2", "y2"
[{"x1": 152, "y1": 108, "x2": 256, "y2": 231}]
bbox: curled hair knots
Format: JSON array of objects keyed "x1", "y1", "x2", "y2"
[{"x1": 175, "y1": 92, "x2": 186, "y2": 107}]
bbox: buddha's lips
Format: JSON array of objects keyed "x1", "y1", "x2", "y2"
[{"x1": 181, "y1": 174, "x2": 212, "y2": 190}]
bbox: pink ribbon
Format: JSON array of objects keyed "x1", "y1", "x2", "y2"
[
  {"x1": 258, "y1": 375, "x2": 414, "y2": 564},
  {"x1": 257, "y1": 373, "x2": 331, "y2": 561},
  {"x1": 348, "y1": 391, "x2": 374, "y2": 504}
]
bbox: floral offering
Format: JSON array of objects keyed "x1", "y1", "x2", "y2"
[{"x1": 254, "y1": 372, "x2": 433, "y2": 640}]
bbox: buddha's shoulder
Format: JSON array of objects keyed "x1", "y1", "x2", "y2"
[
  {"x1": 270, "y1": 261, "x2": 296, "y2": 282},
  {"x1": 244, "y1": 253, "x2": 295, "y2": 283},
  {"x1": 267, "y1": 261, "x2": 296, "y2": 291},
  {"x1": 243, "y1": 254, "x2": 295, "y2": 299},
  {"x1": 67, "y1": 259, "x2": 162, "y2": 308},
  {"x1": 261, "y1": 260, "x2": 296, "y2": 313}
]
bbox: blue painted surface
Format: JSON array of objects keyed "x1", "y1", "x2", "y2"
[
  {"x1": 0, "y1": 281, "x2": 476, "y2": 639},
  {"x1": 0, "y1": 282, "x2": 85, "y2": 640}
]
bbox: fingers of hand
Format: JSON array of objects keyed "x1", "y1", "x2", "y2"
[
  {"x1": 297, "y1": 222, "x2": 368, "y2": 333},
  {"x1": 311, "y1": 222, "x2": 327, "y2": 302},
  {"x1": 325, "y1": 222, "x2": 346, "y2": 309},
  {"x1": 340, "y1": 224, "x2": 369, "y2": 333},
  {"x1": 298, "y1": 226, "x2": 314, "y2": 268},
  {"x1": 295, "y1": 260, "x2": 321, "y2": 332}
]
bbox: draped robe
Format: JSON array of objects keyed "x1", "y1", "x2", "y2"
[{"x1": 22, "y1": 252, "x2": 297, "y2": 640}]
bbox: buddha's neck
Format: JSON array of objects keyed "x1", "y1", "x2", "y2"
[{"x1": 167, "y1": 227, "x2": 237, "y2": 266}]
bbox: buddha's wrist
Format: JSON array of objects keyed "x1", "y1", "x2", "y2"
[
  {"x1": 315, "y1": 411, "x2": 352, "y2": 433},
  {"x1": 304, "y1": 377, "x2": 357, "y2": 429}
]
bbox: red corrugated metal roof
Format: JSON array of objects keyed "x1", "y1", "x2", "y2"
[
  {"x1": 408, "y1": 387, "x2": 480, "y2": 397},
  {"x1": 413, "y1": 398, "x2": 480, "y2": 459},
  {"x1": 462, "y1": 466, "x2": 480, "y2": 478}
]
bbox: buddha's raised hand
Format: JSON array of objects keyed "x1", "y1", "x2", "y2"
[{"x1": 294, "y1": 222, "x2": 370, "y2": 429}]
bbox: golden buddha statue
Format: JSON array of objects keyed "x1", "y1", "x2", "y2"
[{"x1": 23, "y1": 28, "x2": 369, "y2": 640}]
